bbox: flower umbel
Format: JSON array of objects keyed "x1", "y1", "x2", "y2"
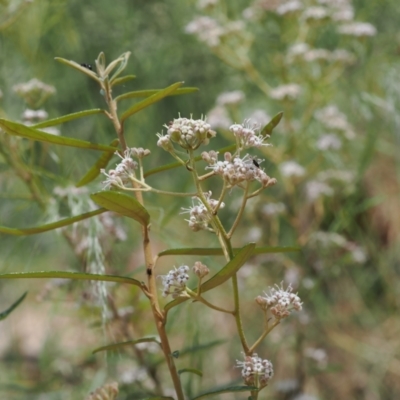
[
  {"x1": 159, "y1": 265, "x2": 190, "y2": 298},
  {"x1": 229, "y1": 120, "x2": 271, "y2": 149},
  {"x1": 101, "y1": 148, "x2": 138, "y2": 189},
  {"x1": 181, "y1": 192, "x2": 224, "y2": 232},
  {"x1": 236, "y1": 353, "x2": 274, "y2": 388},
  {"x1": 256, "y1": 283, "x2": 302, "y2": 320},
  {"x1": 159, "y1": 116, "x2": 216, "y2": 151}
]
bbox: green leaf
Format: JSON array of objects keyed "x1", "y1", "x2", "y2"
[
  {"x1": 191, "y1": 385, "x2": 257, "y2": 400},
  {"x1": 145, "y1": 144, "x2": 236, "y2": 178},
  {"x1": 108, "y1": 51, "x2": 131, "y2": 82},
  {"x1": 260, "y1": 111, "x2": 283, "y2": 137},
  {"x1": 0, "y1": 292, "x2": 27, "y2": 321},
  {"x1": 0, "y1": 119, "x2": 118, "y2": 152},
  {"x1": 0, "y1": 208, "x2": 107, "y2": 236},
  {"x1": 91, "y1": 191, "x2": 150, "y2": 225},
  {"x1": 158, "y1": 245, "x2": 300, "y2": 257},
  {"x1": 199, "y1": 243, "x2": 255, "y2": 293},
  {"x1": 55, "y1": 57, "x2": 100, "y2": 83},
  {"x1": 31, "y1": 109, "x2": 105, "y2": 129},
  {"x1": 93, "y1": 337, "x2": 160, "y2": 354},
  {"x1": 120, "y1": 81, "x2": 183, "y2": 123},
  {"x1": 164, "y1": 243, "x2": 255, "y2": 312},
  {"x1": 115, "y1": 87, "x2": 199, "y2": 102},
  {"x1": 0, "y1": 271, "x2": 142, "y2": 287},
  {"x1": 76, "y1": 139, "x2": 119, "y2": 187},
  {"x1": 178, "y1": 368, "x2": 203, "y2": 377},
  {"x1": 111, "y1": 75, "x2": 136, "y2": 87}
]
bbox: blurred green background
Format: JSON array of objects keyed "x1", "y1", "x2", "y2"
[{"x1": 0, "y1": 0, "x2": 399, "y2": 399}]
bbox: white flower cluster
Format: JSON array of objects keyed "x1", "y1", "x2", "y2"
[
  {"x1": 217, "y1": 90, "x2": 245, "y2": 106},
  {"x1": 269, "y1": 83, "x2": 302, "y2": 101},
  {"x1": 229, "y1": 120, "x2": 271, "y2": 149},
  {"x1": 185, "y1": 16, "x2": 224, "y2": 47},
  {"x1": 338, "y1": 22, "x2": 377, "y2": 37},
  {"x1": 13, "y1": 78, "x2": 56, "y2": 97},
  {"x1": 157, "y1": 117, "x2": 216, "y2": 151},
  {"x1": 22, "y1": 109, "x2": 48, "y2": 121},
  {"x1": 181, "y1": 192, "x2": 224, "y2": 232},
  {"x1": 256, "y1": 283, "x2": 302, "y2": 320},
  {"x1": 160, "y1": 265, "x2": 190, "y2": 298},
  {"x1": 236, "y1": 353, "x2": 274, "y2": 388},
  {"x1": 314, "y1": 105, "x2": 354, "y2": 138},
  {"x1": 101, "y1": 148, "x2": 138, "y2": 190},
  {"x1": 205, "y1": 152, "x2": 277, "y2": 188}
]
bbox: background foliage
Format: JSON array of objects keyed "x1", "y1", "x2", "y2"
[{"x1": 0, "y1": 0, "x2": 399, "y2": 399}]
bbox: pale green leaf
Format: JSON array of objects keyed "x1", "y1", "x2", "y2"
[
  {"x1": 111, "y1": 75, "x2": 136, "y2": 87},
  {"x1": 178, "y1": 368, "x2": 203, "y2": 377},
  {"x1": 91, "y1": 191, "x2": 150, "y2": 225},
  {"x1": 0, "y1": 119, "x2": 118, "y2": 151},
  {"x1": 93, "y1": 337, "x2": 160, "y2": 354},
  {"x1": 0, "y1": 208, "x2": 107, "y2": 236},
  {"x1": 0, "y1": 271, "x2": 142, "y2": 287},
  {"x1": 115, "y1": 87, "x2": 198, "y2": 103},
  {"x1": 261, "y1": 111, "x2": 283, "y2": 137},
  {"x1": 32, "y1": 109, "x2": 105, "y2": 129},
  {"x1": 55, "y1": 57, "x2": 100, "y2": 83},
  {"x1": 120, "y1": 82, "x2": 183, "y2": 123},
  {"x1": 158, "y1": 246, "x2": 300, "y2": 257}
]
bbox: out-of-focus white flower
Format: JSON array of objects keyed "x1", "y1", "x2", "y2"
[
  {"x1": 314, "y1": 105, "x2": 353, "y2": 136},
  {"x1": 304, "y1": 347, "x2": 328, "y2": 369},
  {"x1": 22, "y1": 109, "x2": 48, "y2": 121},
  {"x1": 303, "y1": 48, "x2": 331, "y2": 62},
  {"x1": 217, "y1": 90, "x2": 245, "y2": 106},
  {"x1": 206, "y1": 106, "x2": 232, "y2": 130},
  {"x1": 305, "y1": 180, "x2": 334, "y2": 201},
  {"x1": 247, "y1": 109, "x2": 271, "y2": 126},
  {"x1": 262, "y1": 202, "x2": 286, "y2": 216},
  {"x1": 185, "y1": 16, "x2": 224, "y2": 47},
  {"x1": 269, "y1": 84, "x2": 302, "y2": 101},
  {"x1": 197, "y1": 0, "x2": 218, "y2": 9},
  {"x1": 41, "y1": 127, "x2": 60, "y2": 136},
  {"x1": 338, "y1": 22, "x2": 377, "y2": 37},
  {"x1": 280, "y1": 161, "x2": 305, "y2": 178},
  {"x1": 276, "y1": 0, "x2": 303, "y2": 15},
  {"x1": 316, "y1": 133, "x2": 342, "y2": 150},
  {"x1": 302, "y1": 6, "x2": 328, "y2": 21},
  {"x1": 331, "y1": 49, "x2": 356, "y2": 64}
]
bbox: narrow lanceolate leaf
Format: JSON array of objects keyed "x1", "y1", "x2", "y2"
[
  {"x1": 55, "y1": 57, "x2": 100, "y2": 83},
  {"x1": 199, "y1": 243, "x2": 255, "y2": 293},
  {"x1": 0, "y1": 292, "x2": 27, "y2": 321},
  {"x1": 0, "y1": 119, "x2": 118, "y2": 151},
  {"x1": 178, "y1": 368, "x2": 203, "y2": 377},
  {"x1": 108, "y1": 51, "x2": 131, "y2": 82},
  {"x1": 0, "y1": 208, "x2": 107, "y2": 236},
  {"x1": 93, "y1": 337, "x2": 160, "y2": 354},
  {"x1": 158, "y1": 245, "x2": 300, "y2": 257},
  {"x1": 191, "y1": 385, "x2": 257, "y2": 400},
  {"x1": 115, "y1": 87, "x2": 198, "y2": 103},
  {"x1": 91, "y1": 191, "x2": 150, "y2": 225},
  {"x1": 32, "y1": 109, "x2": 105, "y2": 129},
  {"x1": 111, "y1": 75, "x2": 136, "y2": 87},
  {"x1": 164, "y1": 243, "x2": 255, "y2": 312},
  {"x1": 261, "y1": 111, "x2": 283, "y2": 137},
  {"x1": 0, "y1": 271, "x2": 142, "y2": 287},
  {"x1": 76, "y1": 139, "x2": 119, "y2": 187},
  {"x1": 120, "y1": 81, "x2": 183, "y2": 123}
]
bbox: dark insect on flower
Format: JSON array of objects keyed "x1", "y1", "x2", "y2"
[
  {"x1": 80, "y1": 63, "x2": 93, "y2": 71},
  {"x1": 252, "y1": 158, "x2": 260, "y2": 168}
]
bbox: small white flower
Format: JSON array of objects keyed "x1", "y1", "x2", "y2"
[
  {"x1": 302, "y1": 6, "x2": 328, "y2": 21},
  {"x1": 217, "y1": 90, "x2": 245, "y2": 106},
  {"x1": 256, "y1": 283, "x2": 303, "y2": 319},
  {"x1": 262, "y1": 202, "x2": 286, "y2": 216},
  {"x1": 338, "y1": 22, "x2": 377, "y2": 37},
  {"x1": 185, "y1": 16, "x2": 224, "y2": 47},
  {"x1": 305, "y1": 180, "x2": 334, "y2": 202},
  {"x1": 269, "y1": 84, "x2": 302, "y2": 101},
  {"x1": 229, "y1": 119, "x2": 271, "y2": 149},
  {"x1": 236, "y1": 353, "x2": 274, "y2": 388},
  {"x1": 276, "y1": 0, "x2": 303, "y2": 16},
  {"x1": 316, "y1": 133, "x2": 342, "y2": 150},
  {"x1": 159, "y1": 265, "x2": 190, "y2": 298},
  {"x1": 280, "y1": 161, "x2": 305, "y2": 178}
]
